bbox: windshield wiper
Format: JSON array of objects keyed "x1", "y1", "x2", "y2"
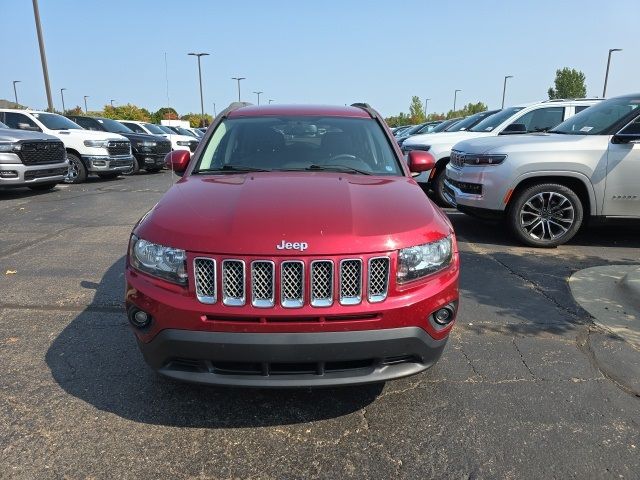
[
  {"x1": 196, "y1": 165, "x2": 272, "y2": 174},
  {"x1": 303, "y1": 164, "x2": 371, "y2": 175},
  {"x1": 548, "y1": 130, "x2": 568, "y2": 134}
]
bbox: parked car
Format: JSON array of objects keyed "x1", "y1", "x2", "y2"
[
  {"x1": 118, "y1": 120, "x2": 198, "y2": 153},
  {"x1": 403, "y1": 99, "x2": 602, "y2": 205},
  {"x1": 445, "y1": 94, "x2": 640, "y2": 247},
  {"x1": 396, "y1": 121, "x2": 443, "y2": 146},
  {"x1": 165, "y1": 125, "x2": 200, "y2": 138},
  {"x1": 440, "y1": 110, "x2": 501, "y2": 133},
  {"x1": 0, "y1": 120, "x2": 68, "y2": 191},
  {"x1": 66, "y1": 115, "x2": 171, "y2": 174},
  {"x1": 126, "y1": 103, "x2": 459, "y2": 387},
  {"x1": 0, "y1": 109, "x2": 133, "y2": 183},
  {"x1": 393, "y1": 125, "x2": 415, "y2": 137}
]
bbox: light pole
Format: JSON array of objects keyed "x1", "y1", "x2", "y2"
[
  {"x1": 188, "y1": 52, "x2": 210, "y2": 126},
  {"x1": 231, "y1": 77, "x2": 245, "y2": 102},
  {"x1": 12, "y1": 81, "x2": 21, "y2": 105},
  {"x1": 213, "y1": 102, "x2": 217, "y2": 117},
  {"x1": 60, "y1": 88, "x2": 66, "y2": 113},
  {"x1": 424, "y1": 98, "x2": 430, "y2": 118},
  {"x1": 83, "y1": 95, "x2": 89, "y2": 113},
  {"x1": 453, "y1": 89, "x2": 461, "y2": 112},
  {"x1": 110, "y1": 99, "x2": 115, "y2": 107},
  {"x1": 32, "y1": 0, "x2": 53, "y2": 111},
  {"x1": 268, "y1": 99, "x2": 274, "y2": 104},
  {"x1": 253, "y1": 91, "x2": 263, "y2": 105},
  {"x1": 603, "y1": 48, "x2": 622, "y2": 98},
  {"x1": 501, "y1": 75, "x2": 513, "y2": 108}
]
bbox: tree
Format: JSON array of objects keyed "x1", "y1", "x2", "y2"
[
  {"x1": 181, "y1": 113, "x2": 213, "y2": 128},
  {"x1": 66, "y1": 106, "x2": 84, "y2": 115},
  {"x1": 548, "y1": 68, "x2": 587, "y2": 99},
  {"x1": 409, "y1": 96, "x2": 426, "y2": 124},
  {"x1": 445, "y1": 101, "x2": 488, "y2": 119},
  {"x1": 151, "y1": 107, "x2": 179, "y2": 124},
  {"x1": 101, "y1": 104, "x2": 152, "y2": 121}
]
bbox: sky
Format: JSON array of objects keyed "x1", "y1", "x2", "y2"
[{"x1": 2, "y1": 0, "x2": 638, "y2": 118}]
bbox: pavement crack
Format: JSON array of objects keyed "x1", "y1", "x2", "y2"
[
  {"x1": 512, "y1": 337, "x2": 536, "y2": 379},
  {"x1": 0, "y1": 226, "x2": 75, "y2": 259},
  {"x1": 459, "y1": 345, "x2": 483, "y2": 381}
]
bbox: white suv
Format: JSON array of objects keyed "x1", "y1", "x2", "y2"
[
  {"x1": 402, "y1": 99, "x2": 602, "y2": 204},
  {"x1": 445, "y1": 94, "x2": 640, "y2": 247},
  {"x1": 0, "y1": 109, "x2": 133, "y2": 183},
  {"x1": 118, "y1": 121, "x2": 198, "y2": 154}
]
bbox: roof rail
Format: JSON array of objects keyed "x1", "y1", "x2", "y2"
[
  {"x1": 218, "y1": 101, "x2": 254, "y2": 119},
  {"x1": 542, "y1": 97, "x2": 602, "y2": 103},
  {"x1": 350, "y1": 102, "x2": 377, "y2": 119}
]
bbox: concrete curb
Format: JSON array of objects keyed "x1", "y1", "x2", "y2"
[{"x1": 619, "y1": 267, "x2": 640, "y2": 311}]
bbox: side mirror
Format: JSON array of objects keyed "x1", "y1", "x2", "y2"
[
  {"x1": 17, "y1": 123, "x2": 40, "y2": 132},
  {"x1": 612, "y1": 133, "x2": 640, "y2": 144},
  {"x1": 407, "y1": 150, "x2": 436, "y2": 174},
  {"x1": 164, "y1": 150, "x2": 191, "y2": 176},
  {"x1": 500, "y1": 123, "x2": 527, "y2": 135}
]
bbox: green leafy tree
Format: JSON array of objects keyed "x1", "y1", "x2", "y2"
[
  {"x1": 445, "y1": 101, "x2": 488, "y2": 119},
  {"x1": 66, "y1": 106, "x2": 84, "y2": 115},
  {"x1": 409, "y1": 96, "x2": 426, "y2": 124},
  {"x1": 548, "y1": 68, "x2": 587, "y2": 99},
  {"x1": 102, "y1": 104, "x2": 152, "y2": 121},
  {"x1": 151, "y1": 107, "x2": 179, "y2": 124},
  {"x1": 181, "y1": 113, "x2": 213, "y2": 127}
]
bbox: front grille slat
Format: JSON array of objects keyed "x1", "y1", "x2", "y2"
[
  {"x1": 368, "y1": 257, "x2": 389, "y2": 303},
  {"x1": 107, "y1": 141, "x2": 131, "y2": 156},
  {"x1": 222, "y1": 260, "x2": 245, "y2": 306},
  {"x1": 340, "y1": 259, "x2": 362, "y2": 305},
  {"x1": 311, "y1": 260, "x2": 333, "y2": 307},
  {"x1": 17, "y1": 141, "x2": 66, "y2": 165},
  {"x1": 281, "y1": 261, "x2": 304, "y2": 308},
  {"x1": 194, "y1": 258, "x2": 216, "y2": 304},
  {"x1": 251, "y1": 261, "x2": 275, "y2": 308}
]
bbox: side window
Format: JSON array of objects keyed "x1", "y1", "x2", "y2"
[
  {"x1": 575, "y1": 105, "x2": 591, "y2": 114},
  {"x1": 123, "y1": 122, "x2": 144, "y2": 134},
  {"x1": 619, "y1": 116, "x2": 640, "y2": 135},
  {"x1": 73, "y1": 117, "x2": 99, "y2": 130},
  {"x1": 3, "y1": 112, "x2": 40, "y2": 131},
  {"x1": 511, "y1": 107, "x2": 565, "y2": 133}
]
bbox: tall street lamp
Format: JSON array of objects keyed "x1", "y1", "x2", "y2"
[
  {"x1": 32, "y1": 0, "x2": 53, "y2": 111},
  {"x1": 231, "y1": 77, "x2": 245, "y2": 102},
  {"x1": 268, "y1": 99, "x2": 274, "y2": 104},
  {"x1": 603, "y1": 48, "x2": 622, "y2": 98},
  {"x1": 60, "y1": 88, "x2": 66, "y2": 113},
  {"x1": 213, "y1": 102, "x2": 217, "y2": 117},
  {"x1": 110, "y1": 99, "x2": 115, "y2": 107},
  {"x1": 83, "y1": 95, "x2": 89, "y2": 113},
  {"x1": 188, "y1": 52, "x2": 210, "y2": 126},
  {"x1": 501, "y1": 75, "x2": 513, "y2": 108},
  {"x1": 253, "y1": 91, "x2": 263, "y2": 105},
  {"x1": 12, "y1": 80, "x2": 21, "y2": 105},
  {"x1": 424, "y1": 98, "x2": 431, "y2": 117},
  {"x1": 453, "y1": 89, "x2": 461, "y2": 112}
]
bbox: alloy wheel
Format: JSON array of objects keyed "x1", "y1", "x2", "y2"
[{"x1": 519, "y1": 191, "x2": 575, "y2": 241}]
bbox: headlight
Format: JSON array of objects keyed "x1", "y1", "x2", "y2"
[
  {"x1": 83, "y1": 139, "x2": 109, "y2": 148},
  {"x1": 461, "y1": 153, "x2": 506, "y2": 166},
  {"x1": 138, "y1": 141, "x2": 157, "y2": 147},
  {"x1": 129, "y1": 235, "x2": 187, "y2": 285},
  {"x1": 0, "y1": 142, "x2": 20, "y2": 152},
  {"x1": 397, "y1": 236, "x2": 453, "y2": 283},
  {"x1": 176, "y1": 140, "x2": 191, "y2": 146}
]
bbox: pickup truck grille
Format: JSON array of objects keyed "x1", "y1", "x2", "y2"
[
  {"x1": 107, "y1": 140, "x2": 131, "y2": 156},
  {"x1": 449, "y1": 150, "x2": 465, "y2": 169},
  {"x1": 17, "y1": 141, "x2": 65, "y2": 165},
  {"x1": 194, "y1": 255, "x2": 390, "y2": 308},
  {"x1": 157, "y1": 141, "x2": 172, "y2": 155}
]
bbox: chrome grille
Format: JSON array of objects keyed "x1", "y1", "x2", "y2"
[
  {"x1": 107, "y1": 140, "x2": 131, "y2": 156},
  {"x1": 222, "y1": 260, "x2": 245, "y2": 306},
  {"x1": 450, "y1": 150, "x2": 465, "y2": 168},
  {"x1": 281, "y1": 261, "x2": 304, "y2": 308},
  {"x1": 368, "y1": 257, "x2": 389, "y2": 302},
  {"x1": 251, "y1": 261, "x2": 275, "y2": 307},
  {"x1": 340, "y1": 259, "x2": 362, "y2": 305},
  {"x1": 194, "y1": 258, "x2": 216, "y2": 304},
  {"x1": 311, "y1": 261, "x2": 333, "y2": 307}
]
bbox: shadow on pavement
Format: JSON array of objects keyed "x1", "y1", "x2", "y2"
[{"x1": 46, "y1": 257, "x2": 382, "y2": 428}]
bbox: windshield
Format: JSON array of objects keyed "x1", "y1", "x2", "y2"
[
  {"x1": 446, "y1": 110, "x2": 499, "y2": 132},
  {"x1": 33, "y1": 112, "x2": 83, "y2": 130},
  {"x1": 470, "y1": 106, "x2": 524, "y2": 132},
  {"x1": 0, "y1": 121, "x2": 8, "y2": 129},
  {"x1": 196, "y1": 116, "x2": 402, "y2": 176},
  {"x1": 156, "y1": 125, "x2": 174, "y2": 134},
  {"x1": 550, "y1": 97, "x2": 640, "y2": 135},
  {"x1": 97, "y1": 118, "x2": 133, "y2": 134},
  {"x1": 176, "y1": 127, "x2": 196, "y2": 137},
  {"x1": 144, "y1": 123, "x2": 167, "y2": 135},
  {"x1": 432, "y1": 119, "x2": 460, "y2": 133}
]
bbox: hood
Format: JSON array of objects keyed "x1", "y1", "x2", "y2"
[
  {"x1": 119, "y1": 132, "x2": 167, "y2": 143},
  {"x1": 135, "y1": 172, "x2": 453, "y2": 255},
  {"x1": 453, "y1": 132, "x2": 597, "y2": 155},
  {"x1": 52, "y1": 128, "x2": 128, "y2": 142},
  {"x1": 0, "y1": 127, "x2": 59, "y2": 142},
  {"x1": 402, "y1": 130, "x2": 490, "y2": 148}
]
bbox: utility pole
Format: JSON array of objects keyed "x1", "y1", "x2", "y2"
[
  {"x1": 501, "y1": 75, "x2": 513, "y2": 108},
  {"x1": 188, "y1": 52, "x2": 210, "y2": 126},
  {"x1": 60, "y1": 88, "x2": 66, "y2": 113},
  {"x1": 12, "y1": 81, "x2": 21, "y2": 105},
  {"x1": 603, "y1": 48, "x2": 622, "y2": 98},
  {"x1": 231, "y1": 77, "x2": 245, "y2": 102},
  {"x1": 83, "y1": 95, "x2": 89, "y2": 113},
  {"x1": 253, "y1": 91, "x2": 263, "y2": 105},
  {"x1": 453, "y1": 89, "x2": 461, "y2": 112},
  {"x1": 424, "y1": 98, "x2": 430, "y2": 118},
  {"x1": 32, "y1": 0, "x2": 54, "y2": 111}
]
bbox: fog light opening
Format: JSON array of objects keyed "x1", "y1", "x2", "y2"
[
  {"x1": 129, "y1": 308, "x2": 152, "y2": 328},
  {"x1": 433, "y1": 307, "x2": 454, "y2": 326}
]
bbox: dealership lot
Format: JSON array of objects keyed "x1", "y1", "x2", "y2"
[{"x1": 0, "y1": 172, "x2": 638, "y2": 479}]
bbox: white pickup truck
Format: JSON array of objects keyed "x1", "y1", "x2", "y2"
[{"x1": 0, "y1": 109, "x2": 133, "y2": 183}]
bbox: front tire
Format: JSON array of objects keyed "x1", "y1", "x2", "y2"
[
  {"x1": 123, "y1": 156, "x2": 139, "y2": 175},
  {"x1": 28, "y1": 182, "x2": 57, "y2": 191},
  {"x1": 64, "y1": 153, "x2": 87, "y2": 184},
  {"x1": 432, "y1": 167, "x2": 453, "y2": 207},
  {"x1": 507, "y1": 183, "x2": 583, "y2": 247}
]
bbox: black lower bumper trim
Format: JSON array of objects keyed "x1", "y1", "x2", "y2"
[
  {"x1": 456, "y1": 204, "x2": 504, "y2": 221},
  {"x1": 138, "y1": 327, "x2": 447, "y2": 387}
]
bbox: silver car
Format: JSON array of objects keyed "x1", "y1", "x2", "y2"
[{"x1": 444, "y1": 94, "x2": 640, "y2": 247}]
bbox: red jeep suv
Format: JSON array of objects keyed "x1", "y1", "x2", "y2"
[{"x1": 125, "y1": 103, "x2": 459, "y2": 387}]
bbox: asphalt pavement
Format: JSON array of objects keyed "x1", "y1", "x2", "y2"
[{"x1": 0, "y1": 171, "x2": 638, "y2": 479}]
